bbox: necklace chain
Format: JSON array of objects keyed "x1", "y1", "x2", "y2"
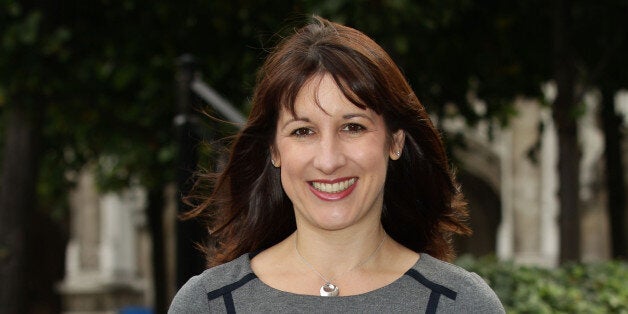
[{"x1": 294, "y1": 233, "x2": 386, "y2": 288}]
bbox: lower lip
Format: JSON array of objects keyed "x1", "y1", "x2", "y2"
[{"x1": 309, "y1": 180, "x2": 358, "y2": 201}]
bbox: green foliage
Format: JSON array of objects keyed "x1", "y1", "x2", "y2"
[
  {"x1": 456, "y1": 255, "x2": 628, "y2": 313},
  {"x1": 1, "y1": 0, "x2": 626, "y2": 217},
  {"x1": 0, "y1": 0, "x2": 560, "y2": 205}
]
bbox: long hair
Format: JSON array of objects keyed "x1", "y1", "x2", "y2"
[{"x1": 186, "y1": 16, "x2": 470, "y2": 267}]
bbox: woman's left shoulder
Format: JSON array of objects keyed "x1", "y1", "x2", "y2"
[
  {"x1": 416, "y1": 254, "x2": 485, "y2": 283},
  {"x1": 414, "y1": 253, "x2": 505, "y2": 313}
]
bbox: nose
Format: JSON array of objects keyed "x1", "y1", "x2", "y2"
[{"x1": 312, "y1": 133, "x2": 346, "y2": 174}]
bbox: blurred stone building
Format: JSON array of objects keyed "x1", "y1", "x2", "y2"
[
  {"x1": 448, "y1": 88, "x2": 628, "y2": 267},
  {"x1": 57, "y1": 89, "x2": 628, "y2": 312},
  {"x1": 56, "y1": 171, "x2": 173, "y2": 313}
]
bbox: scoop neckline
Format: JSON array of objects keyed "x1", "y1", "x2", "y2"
[{"x1": 244, "y1": 252, "x2": 423, "y2": 298}]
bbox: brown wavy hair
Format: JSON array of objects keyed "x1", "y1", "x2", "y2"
[{"x1": 186, "y1": 16, "x2": 470, "y2": 267}]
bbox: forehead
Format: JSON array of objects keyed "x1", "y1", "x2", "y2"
[{"x1": 285, "y1": 74, "x2": 371, "y2": 118}]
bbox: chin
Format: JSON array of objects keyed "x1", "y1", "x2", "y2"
[{"x1": 311, "y1": 213, "x2": 361, "y2": 231}]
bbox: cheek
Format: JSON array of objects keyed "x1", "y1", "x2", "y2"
[
  {"x1": 355, "y1": 140, "x2": 390, "y2": 167},
  {"x1": 278, "y1": 159, "x2": 306, "y2": 203},
  {"x1": 277, "y1": 146, "x2": 305, "y2": 181},
  {"x1": 276, "y1": 143, "x2": 298, "y2": 165}
]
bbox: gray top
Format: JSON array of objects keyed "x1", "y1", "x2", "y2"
[{"x1": 169, "y1": 253, "x2": 505, "y2": 313}]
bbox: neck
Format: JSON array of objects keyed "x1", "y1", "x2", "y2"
[{"x1": 293, "y1": 224, "x2": 387, "y2": 278}]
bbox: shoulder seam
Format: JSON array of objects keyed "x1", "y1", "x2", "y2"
[
  {"x1": 405, "y1": 269, "x2": 457, "y2": 300},
  {"x1": 206, "y1": 272, "x2": 258, "y2": 301}
]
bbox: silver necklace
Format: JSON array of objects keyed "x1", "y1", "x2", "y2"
[{"x1": 294, "y1": 233, "x2": 386, "y2": 297}]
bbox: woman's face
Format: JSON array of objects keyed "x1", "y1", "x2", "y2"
[{"x1": 272, "y1": 74, "x2": 404, "y2": 232}]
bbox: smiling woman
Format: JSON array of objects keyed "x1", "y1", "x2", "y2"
[
  {"x1": 272, "y1": 74, "x2": 402, "y2": 232},
  {"x1": 169, "y1": 16, "x2": 504, "y2": 313}
]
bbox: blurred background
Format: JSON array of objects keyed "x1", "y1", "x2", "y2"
[{"x1": 1, "y1": 0, "x2": 627, "y2": 313}]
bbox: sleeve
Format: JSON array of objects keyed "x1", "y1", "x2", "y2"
[
  {"x1": 168, "y1": 274, "x2": 210, "y2": 314},
  {"x1": 454, "y1": 272, "x2": 505, "y2": 314}
]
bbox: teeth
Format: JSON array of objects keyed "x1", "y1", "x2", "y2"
[{"x1": 312, "y1": 178, "x2": 356, "y2": 193}]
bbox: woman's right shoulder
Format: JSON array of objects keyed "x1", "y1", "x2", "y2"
[{"x1": 168, "y1": 254, "x2": 253, "y2": 313}]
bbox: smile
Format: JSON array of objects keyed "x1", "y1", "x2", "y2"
[{"x1": 310, "y1": 178, "x2": 357, "y2": 193}]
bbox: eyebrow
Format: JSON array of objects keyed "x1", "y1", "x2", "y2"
[
  {"x1": 280, "y1": 117, "x2": 309, "y2": 131},
  {"x1": 343, "y1": 113, "x2": 374, "y2": 122},
  {"x1": 280, "y1": 112, "x2": 374, "y2": 130}
]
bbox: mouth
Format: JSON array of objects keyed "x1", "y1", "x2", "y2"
[{"x1": 310, "y1": 178, "x2": 357, "y2": 194}]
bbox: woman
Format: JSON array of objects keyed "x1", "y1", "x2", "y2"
[{"x1": 169, "y1": 16, "x2": 504, "y2": 313}]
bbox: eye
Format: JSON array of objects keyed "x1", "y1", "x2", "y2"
[
  {"x1": 342, "y1": 123, "x2": 366, "y2": 133},
  {"x1": 291, "y1": 127, "x2": 314, "y2": 137}
]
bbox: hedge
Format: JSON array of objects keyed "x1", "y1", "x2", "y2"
[{"x1": 455, "y1": 255, "x2": 628, "y2": 313}]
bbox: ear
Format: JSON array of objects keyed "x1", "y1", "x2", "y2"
[
  {"x1": 270, "y1": 145, "x2": 281, "y2": 167},
  {"x1": 389, "y1": 129, "x2": 405, "y2": 160}
]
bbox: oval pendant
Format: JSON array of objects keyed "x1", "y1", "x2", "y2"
[{"x1": 320, "y1": 283, "x2": 339, "y2": 297}]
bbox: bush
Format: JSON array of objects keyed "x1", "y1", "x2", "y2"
[{"x1": 456, "y1": 255, "x2": 628, "y2": 313}]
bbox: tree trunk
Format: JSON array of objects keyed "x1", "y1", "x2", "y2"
[
  {"x1": 175, "y1": 55, "x2": 205, "y2": 288},
  {"x1": 0, "y1": 105, "x2": 42, "y2": 313},
  {"x1": 25, "y1": 207, "x2": 68, "y2": 313},
  {"x1": 552, "y1": 0, "x2": 581, "y2": 264},
  {"x1": 147, "y1": 188, "x2": 167, "y2": 314},
  {"x1": 601, "y1": 87, "x2": 627, "y2": 259}
]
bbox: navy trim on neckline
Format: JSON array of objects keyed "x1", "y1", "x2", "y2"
[
  {"x1": 405, "y1": 268, "x2": 457, "y2": 314},
  {"x1": 206, "y1": 272, "x2": 258, "y2": 301}
]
